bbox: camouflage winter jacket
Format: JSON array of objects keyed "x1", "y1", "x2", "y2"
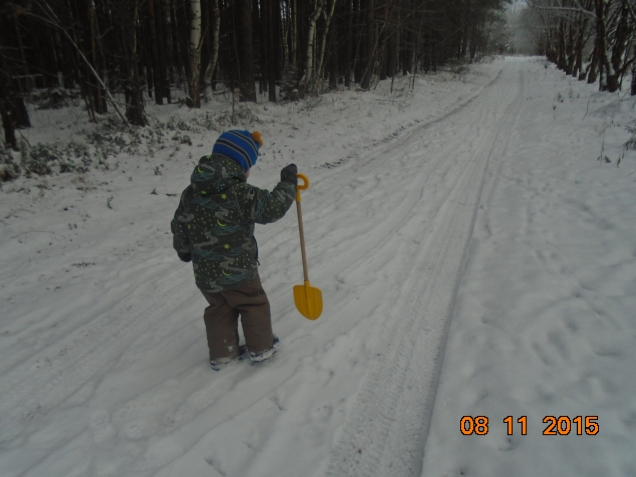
[{"x1": 171, "y1": 155, "x2": 296, "y2": 293}]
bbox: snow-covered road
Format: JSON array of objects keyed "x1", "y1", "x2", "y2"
[
  {"x1": 1, "y1": 58, "x2": 635, "y2": 477},
  {"x1": 328, "y1": 63, "x2": 525, "y2": 476}
]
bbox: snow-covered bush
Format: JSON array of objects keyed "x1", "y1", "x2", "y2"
[
  {"x1": 84, "y1": 117, "x2": 171, "y2": 159},
  {"x1": 6, "y1": 117, "x2": 167, "y2": 180},
  {"x1": 624, "y1": 125, "x2": 636, "y2": 151},
  {"x1": 19, "y1": 140, "x2": 92, "y2": 176},
  {"x1": 0, "y1": 142, "x2": 20, "y2": 182},
  {"x1": 30, "y1": 88, "x2": 81, "y2": 110},
  {"x1": 85, "y1": 116, "x2": 141, "y2": 152},
  {"x1": 171, "y1": 133, "x2": 192, "y2": 146},
  {"x1": 20, "y1": 142, "x2": 52, "y2": 176},
  {"x1": 3, "y1": 106, "x2": 260, "y2": 182},
  {"x1": 165, "y1": 108, "x2": 259, "y2": 135},
  {"x1": 166, "y1": 117, "x2": 197, "y2": 132},
  {"x1": 280, "y1": 63, "x2": 300, "y2": 101},
  {"x1": 191, "y1": 110, "x2": 244, "y2": 130}
]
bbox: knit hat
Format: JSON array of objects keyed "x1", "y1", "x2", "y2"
[{"x1": 212, "y1": 130, "x2": 263, "y2": 172}]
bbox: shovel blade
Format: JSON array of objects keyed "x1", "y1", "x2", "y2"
[{"x1": 294, "y1": 281, "x2": 323, "y2": 320}]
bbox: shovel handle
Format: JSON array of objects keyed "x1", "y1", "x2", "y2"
[
  {"x1": 295, "y1": 173, "x2": 310, "y2": 282},
  {"x1": 296, "y1": 173, "x2": 309, "y2": 202}
]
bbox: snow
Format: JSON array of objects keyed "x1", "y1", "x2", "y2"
[{"x1": 1, "y1": 57, "x2": 635, "y2": 477}]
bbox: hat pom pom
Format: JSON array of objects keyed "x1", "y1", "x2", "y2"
[{"x1": 252, "y1": 131, "x2": 263, "y2": 148}]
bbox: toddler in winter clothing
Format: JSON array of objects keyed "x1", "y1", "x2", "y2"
[{"x1": 171, "y1": 130, "x2": 298, "y2": 370}]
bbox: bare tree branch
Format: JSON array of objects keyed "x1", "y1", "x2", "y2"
[
  {"x1": 527, "y1": 0, "x2": 596, "y2": 20},
  {"x1": 15, "y1": 0, "x2": 129, "y2": 125}
]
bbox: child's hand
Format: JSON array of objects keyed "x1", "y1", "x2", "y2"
[
  {"x1": 178, "y1": 252, "x2": 192, "y2": 263},
  {"x1": 281, "y1": 164, "x2": 298, "y2": 184}
]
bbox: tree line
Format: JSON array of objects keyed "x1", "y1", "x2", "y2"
[
  {"x1": 525, "y1": 0, "x2": 636, "y2": 94},
  {"x1": 1, "y1": 0, "x2": 510, "y2": 148}
]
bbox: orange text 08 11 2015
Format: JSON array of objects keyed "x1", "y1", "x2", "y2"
[{"x1": 460, "y1": 415, "x2": 599, "y2": 436}]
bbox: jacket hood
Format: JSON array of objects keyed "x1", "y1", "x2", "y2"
[{"x1": 190, "y1": 155, "x2": 246, "y2": 195}]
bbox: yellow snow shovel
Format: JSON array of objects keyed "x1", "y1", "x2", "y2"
[{"x1": 293, "y1": 173, "x2": 323, "y2": 320}]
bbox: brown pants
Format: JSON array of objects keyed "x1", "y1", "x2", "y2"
[{"x1": 201, "y1": 275, "x2": 274, "y2": 361}]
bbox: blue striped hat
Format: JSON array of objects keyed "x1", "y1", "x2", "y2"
[{"x1": 212, "y1": 130, "x2": 262, "y2": 172}]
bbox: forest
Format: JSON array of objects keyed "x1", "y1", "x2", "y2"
[
  {"x1": 524, "y1": 0, "x2": 636, "y2": 95},
  {"x1": 0, "y1": 0, "x2": 511, "y2": 148}
]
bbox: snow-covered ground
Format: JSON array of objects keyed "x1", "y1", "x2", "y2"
[{"x1": 1, "y1": 57, "x2": 635, "y2": 477}]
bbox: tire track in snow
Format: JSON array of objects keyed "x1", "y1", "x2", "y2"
[
  {"x1": 303, "y1": 66, "x2": 504, "y2": 193},
  {"x1": 327, "y1": 63, "x2": 526, "y2": 477},
  {"x1": 264, "y1": 68, "x2": 506, "y2": 309}
]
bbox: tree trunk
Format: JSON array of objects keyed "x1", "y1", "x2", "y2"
[
  {"x1": 379, "y1": 3, "x2": 388, "y2": 81},
  {"x1": 188, "y1": 0, "x2": 202, "y2": 107},
  {"x1": 238, "y1": 0, "x2": 257, "y2": 102},
  {"x1": 13, "y1": 95, "x2": 30, "y2": 129},
  {"x1": 13, "y1": 16, "x2": 30, "y2": 92},
  {"x1": 169, "y1": 0, "x2": 185, "y2": 88},
  {"x1": 291, "y1": 0, "x2": 298, "y2": 67},
  {"x1": 205, "y1": 0, "x2": 221, "y2": 88},
  {"x1": 0, "y1": 103, "x2": 17, "y2": 150},
  {"x1": 557, "y1": 20, "x2": 566, "y2": 70},
  {"x1": 142, "y1": 18, "x2": 154, "y2": 99},
  {"x1": 401, "y1": 3, "x2": 410, "y2": 77},
  {"x1": 573, "y1": 18, "x2": 586, "y2": 78},
  {"x1": 461, "y1": 5, "x2": 469, "y2": 58},
  {"x1": 313, "y1": 0, "x2": 338, "y2": 94},
  {"x1": 298, "y1": 0, "x2": 325, "y2": 98},
  {"x1": 595, "y1": 0, "x2": 610, "y2": 91},
  {"x1": 360, "y1": 0, "x2": 375, "y2": 89},
  {"x1": 148, "y1": 0, "x2": 165, "y2": 105},
  {"x1": 266, "y1": 0, "x2": 278, "y2": 102},
  {"x1": 0, "y1": 14, "x2": 28, "y2": 148},
  {"x1": 122, "y1": 2, "x2": 146, "y2": 126},
  {"x1": 354, "y1": 0, "x2": 364, "y2": 83},
  {"x1": 87, "y1": 0, "x2": 107, "y2": 113},
  {"x1": 255, "y1": 0, "x2": 265, "y2": 95},
  {"x1": 54, "y1": 30, "x2": 75, "y2": 89},
  {"x1": 566, "y1": 24, "x2": 575, "y2": 75},
  {"x1": 329, "y1": 21, "x2": 338, "y2": 90},
  {"x1": 70, "y1": 0, "x2": 96, "y2": 121},
  {"x1": 469, "y1": 23, "x2": 478, "y2": 62},
  {"x1": 40, "y1": 25, "x2": 60, "y2": 87},
  {"x1": 153, "y1": 0, "x2": 172, "y2": 104},
  {"x1": 199, "y1": 0, "x2": 211, "y2": 93},
  {"x1": 274, "y1": 0, "x2": 283, "y2": 86},
  {"x1": 344, "y1": 0, "x2": 353, "y2": 87},
  {"x1": 608, "y1": 0, "x2": 628, "y2": 92},
  {"x1": 0, "y1": 82, "x2": 21, "y2": 150}
]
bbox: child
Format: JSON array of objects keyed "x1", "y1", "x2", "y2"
[{"x1": 171, "y1": 130, "x2": 297, "y2": 370}]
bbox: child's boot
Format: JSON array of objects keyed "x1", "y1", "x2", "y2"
[
  {"x1": 249, "y1": 336, "x2": 280, "y2": 363},
  {"x1": 210, "y1": 345, "x2": 248, "y2": 371}
]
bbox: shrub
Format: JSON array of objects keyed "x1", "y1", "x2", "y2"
[
  {"x1": 280, "y1": 63, "x2": 300, "y2": 101},
  {"x1": 0, "y1": 142, "x2": 20, "y2": 182},
  {"x1": 30, "y1": 88, "x2": 80, "y2": 110}
]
